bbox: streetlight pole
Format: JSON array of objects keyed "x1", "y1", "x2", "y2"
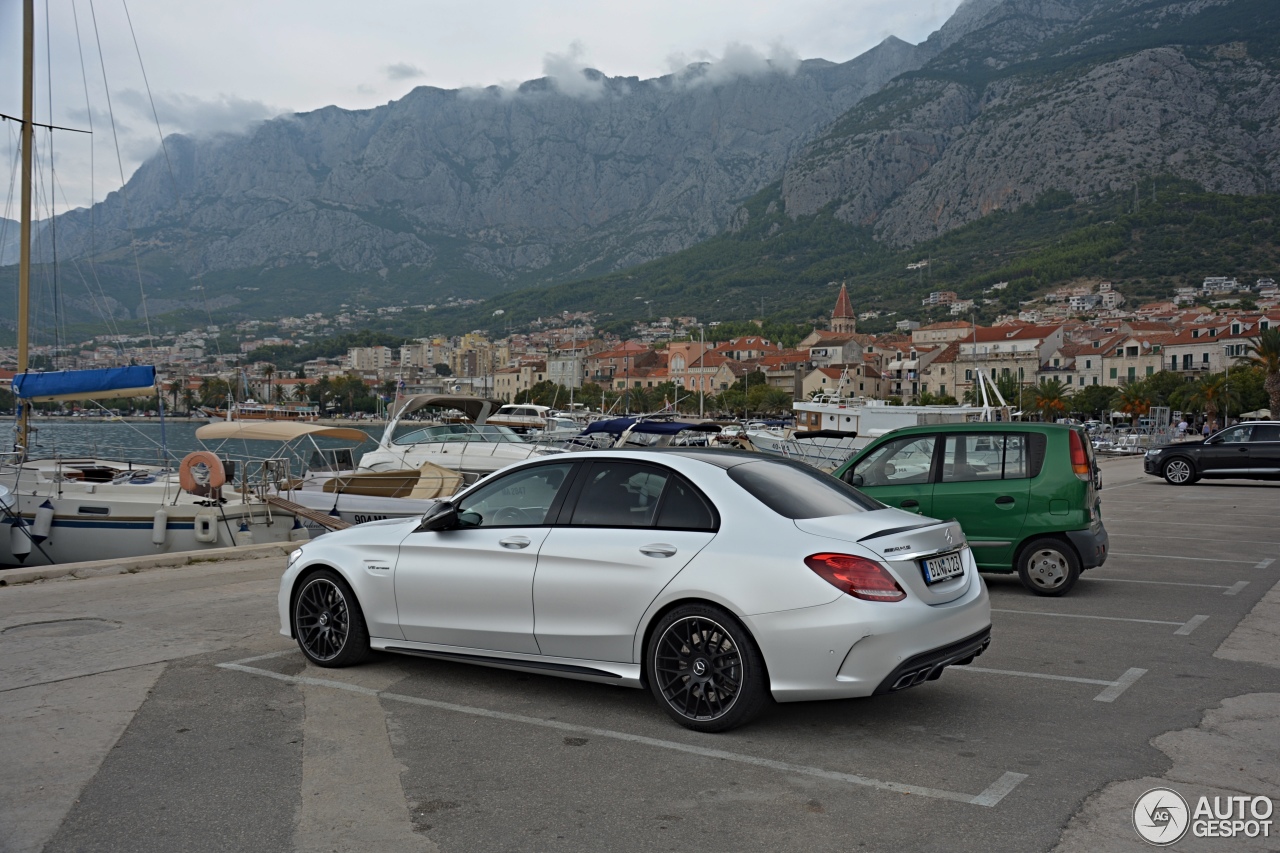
[
  {"x1": 1222, "y1": 343, "x2": 1233, "y2": 430},
  {"x1": 699, "y1": 324, "x2": 705, "y2": 420}
]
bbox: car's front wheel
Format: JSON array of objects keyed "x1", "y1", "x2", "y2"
[
  {"x1": 292, "y1": 569, "x2": 371, "y2": 667},
  {"x1": 1016, "y1": 538, "x2": 1081, "y2": 597},
  {"x1": 1162, "y1": 457, "x2": 1197, "y2": 486},
  {"x1": 647, "y1": 604, "x2": 769, "y2": 733}
]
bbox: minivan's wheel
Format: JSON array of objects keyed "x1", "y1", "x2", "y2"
[
  {"x1": 1162, "y1": 457, "x2": 1197, "y2": 486},
  {"x1": 647, "y1": 604, "x2": 769, "y2": 733},
  {"x1": 1016, "y1": 538, "x2": 1081, "y2": 597},
  {"x1": 292, "y1": 569, "x2": 371, "y2": 667}
]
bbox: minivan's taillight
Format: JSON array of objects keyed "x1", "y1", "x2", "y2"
[
  {"x1": 1068, "y1": 429, "x2": 1091, "y2": 481},
  {"x1": 805, "y1": 553, "x2": 906, "y2": 602}
]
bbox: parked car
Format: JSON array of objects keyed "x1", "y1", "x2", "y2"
[
  {"x1": 832, "y1": 423, "x2": 1107, "y2": 597},
  {"x1": 1143, "y1": 421, "x2": 1280, "y2": 485},
  {"x1": 280, "y1": 449, "x2": 991, "y2": 732}
]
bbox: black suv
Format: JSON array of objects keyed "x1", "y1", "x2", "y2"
[{"x1": 1144, "y1": 421, "x2": 1280, "y2": 485}]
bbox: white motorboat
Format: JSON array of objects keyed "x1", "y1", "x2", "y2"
[
  {"x1": 195, "y1": 421, "x2": 462, "y2": 529},
  {"x1": 356, "y1": 395, "x2": 563, "y2": 483},
  {"x1": 745, "y1": 427, "x2": 861, "y2": 471}
]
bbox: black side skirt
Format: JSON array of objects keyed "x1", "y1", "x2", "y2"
[{"x1": 384, "y1": 646, "x2": 623, "y2": 679}]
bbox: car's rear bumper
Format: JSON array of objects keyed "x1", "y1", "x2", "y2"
[
  {"x1": 1067, "y1": 523, "x2": 1109, "y2": 570},
  {"x1": 871, "y1": 627, "x2": 991, "y2": 695},
  {"x1": 742, "y1": 569, "x2": 991, "y2": 703}
]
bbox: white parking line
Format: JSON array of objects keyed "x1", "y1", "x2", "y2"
[
  {"x1": 1087, "y1": 578, "x2": 1249, "y2": 596},
  {"x1": 1105, "y1": 519, "x2": 1280, "y2": 532},
  {"x1": 1257, "y1": 559, "x2": 1276, "y2": 570},
  {"x1": 957, "y1": 666, "x2": 1147, "y2": 702},
  {"x1": 1108, "y1": 552, "x2": 1259, "y2": 565},
  {"x1": 1093, "y1": 668, "x2": 1149, "y2": 703},
  {"x1": 216, "y1": 656, "x2": 1029, "y2": 808},
  {"x1": 1174, "y1": 615, "x2": 1211, "y2": 636},
  {"x1": 1108, "y1": 533, "x2": 1280, "y2": 547},
  {"x1": 992, "y1": 609, "x2": 1209, "y2": 635}
]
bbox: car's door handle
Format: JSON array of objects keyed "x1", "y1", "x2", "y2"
[
  {"x1": 900, "y1": 500, "x2": 919, "y2": 509},
  {"x1": 1238, "y1": 447, "x2": 1249, "y2": 452},
  {"x1": 499, "y1": 536, "x2": 531, "y2": 549},
  {"x1": 640, "y1": 543, "x2": 677, "y2": 558},
  {"x1": 995, "y1": 496, "x2": 1015, "y2": 505}
]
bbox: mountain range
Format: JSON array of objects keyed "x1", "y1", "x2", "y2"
[{"x1": 3, "y1": 0, "x2": 1278, "y2": 332}]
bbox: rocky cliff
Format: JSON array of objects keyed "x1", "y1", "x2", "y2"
[
  {"x1": 778, "y1": 0, "x2": 1280, "y2": 245},
  {"x1": 35, "y1": 36, "x2": 933, "y2": 294}
]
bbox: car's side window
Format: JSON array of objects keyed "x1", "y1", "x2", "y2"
[
  {"x1": 1220, "y1": 426, "x2": 1253, "y2": 444},
  {"x1": 569, "y1": 462, "x2": 670, "y2": 528},
  {"x1": 654, "y1": 474, "x2": 718, "y2": 531},
  {"x1": 852, "y1": 436, "x2": 936, "y2": 486},
  {"x1": 940, "y1": 433, "x2": 1037, "y2": 482},
  {"x1": 941, "y1": 434, "x2": 1005, "y2": 483},
  {"x1": 1004, "y1": 434, "x2": 1031, "y2": 479},
  {"x1": 455, "y1": 463, "x2": 574, "y2": 528},
  {"x1": 1249, "y1": 424, "x2": 1279, "y2": 442}
]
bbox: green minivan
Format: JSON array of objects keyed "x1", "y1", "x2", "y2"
[{"x1": 832, "y1": 423, "x2": 1107, "y2": 596}]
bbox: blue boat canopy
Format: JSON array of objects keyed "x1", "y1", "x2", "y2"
[
  {"x1": 581, "y1": 418, "x2": 717, "y2": 436},
  {"x1": 12, "y1": 366, "x2": 157, "y2": 402}
]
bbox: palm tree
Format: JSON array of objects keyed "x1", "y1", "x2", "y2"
[
  {"x1": 1242, "y1": 328, "x2": 1280, "y2": 416},
  {"x1": 1185, "y1": 374, "x2": 1238, "y2": 430},
  {"x1": 261, "y1": 363, "x2": 275, "y2": 401},
  {"x1": 1116, "y1": 380, "x2": 1153, "y2": 427},
  {"x1": 1032, "y1": 379, "x2": 1069, "y2": 422}
]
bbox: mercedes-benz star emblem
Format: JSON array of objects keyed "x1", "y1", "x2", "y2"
[{"x1": 693, "y1": 660, "x2": 707, "y2": 676}]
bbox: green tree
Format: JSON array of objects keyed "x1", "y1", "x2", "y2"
[
  {"x1": 1185, "y1": 374, "x2": 1238, "y2": 430},
  {"x1": 1072, "y1": 384, "x2": 1117, "y2": 418},
  {"x1": 198, "y1": 377, "x2": 232, "y2": 407},
  {"x1": 1117, "y1": 380, "x2": 1153, "y2": 427},
  {"x1": 1032, "y1": 379, "x2": 1070, "y2": 421},
  {"x1": 1241, "y1": 328, "x2": 1280, "y2": 416},
  {"x1": 576, "y1": 382, "x2": 605, "y2": 411}
]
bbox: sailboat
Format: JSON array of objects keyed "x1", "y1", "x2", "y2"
[{"x1": 0, "y1": 0, "x2": 309, "y2": 567}]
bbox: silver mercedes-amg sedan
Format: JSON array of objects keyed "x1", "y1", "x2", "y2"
[{"x1": 278, "y1": 448, "x2": 991, "y2": 732}]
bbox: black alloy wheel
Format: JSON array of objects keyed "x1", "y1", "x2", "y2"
[
  {"x1": 1162, "y1": 457, "x2": 1196, "y2": 486},
  {"x1": 293, "y1": 569, "x2": 371, "y2": 667},
  {"x1": 647, "y1": 604, "x2": 768, "y2": 733}
]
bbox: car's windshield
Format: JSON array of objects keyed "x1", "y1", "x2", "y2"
[{"x1": 729, "y1": 459, "x2": 881, "y2": 519}]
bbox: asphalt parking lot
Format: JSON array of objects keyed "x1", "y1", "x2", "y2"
[{"x1": 2, "y1": 456, "x2": 1278, "y2": 852}]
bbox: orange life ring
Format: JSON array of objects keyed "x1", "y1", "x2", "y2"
[{"x1": 179, "y1": 451, "x2": 227, "y2": 494}]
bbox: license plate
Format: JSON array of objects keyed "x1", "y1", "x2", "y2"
[{"x1": 921, "y1": 551, "x2": 965, "y2": 584}]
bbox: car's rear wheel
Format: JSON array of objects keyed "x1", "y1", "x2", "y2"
[
  {"x1": 647, "y1": 604, "x2": 768, "y2": 733},
  {"x1": 292, "y1": 569, "x2": 371, "y2": 667},
  {"x1": 1162, "y1": 457, "x2": 1197, "y2": 485},
  {"x1": 1016, "y1": 538, "x2": 1081, "y2": 597}
]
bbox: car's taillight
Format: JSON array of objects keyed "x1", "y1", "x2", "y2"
[
  {"x1": 804, "y1": 553, "x2": 906, "y2": 602},
  {"x1": 1069, "y1": 429, "x2": 1091, "y2": 480}
]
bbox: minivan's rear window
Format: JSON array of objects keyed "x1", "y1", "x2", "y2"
[{"x1": 729, "y1": 459, "x2": 882, "y2": 519}]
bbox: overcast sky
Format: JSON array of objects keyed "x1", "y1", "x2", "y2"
[{"x1": 1, "y1": 0, "x2": 965, "y2": 217}]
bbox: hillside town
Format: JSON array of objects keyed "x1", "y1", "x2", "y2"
[{"x1": 1, "y1": 276, "x2": 1277, "y2": 418}]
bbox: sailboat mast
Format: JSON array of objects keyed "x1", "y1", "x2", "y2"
[{"x1": 17, "y1": 0, "x2": 34, "y2": 451}]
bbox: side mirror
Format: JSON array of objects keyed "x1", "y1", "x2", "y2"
[
  {"x1": 416, "y1": 501, "x2": 458, "y2": 532},
  {"x1": 843, "y1": 470, "x2": 864, "y2": 488}
]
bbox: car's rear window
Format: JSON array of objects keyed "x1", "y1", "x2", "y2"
[{"x1": 728, "y1": 459, "x2": 882, "y2": 519}]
